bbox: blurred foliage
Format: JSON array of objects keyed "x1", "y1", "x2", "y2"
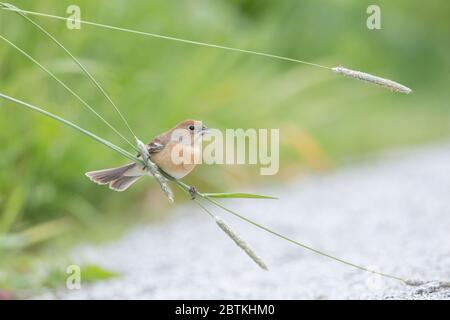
[
  {"x1": 43, "y1": 264, "x2": 120, "y2": 289},
  {"x1": 0, "y1": 255, "x2": 119, "y2": 298},
  {"x1": 0, "y1": 0, "x2": 449, "y2": 296}
]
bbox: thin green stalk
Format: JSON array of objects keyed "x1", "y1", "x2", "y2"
[
  {"x1": 0, "y1": 3, "x2": 329, "y2": 71},
  {"x1": 203, "y1": 195, "x2": 407, "y2": 283},
  {"x1": 171, "y1": 180, "x2": 408, "y2": 283},
  {"x1": 0, "y1": 93, "x2": 179, "y2": 203},
  {"x1": 194, "y1": 199, "x2": 268, "y2": 270},
  {"x1": 1, "y1": 2, "x2": 140, "y2": 143},
  {"x1": 0, "y1": 93, "x2": 143, "y2": 165},
  {"x1": 0, "y1": 33, "x2": 137, "y2": 152}
]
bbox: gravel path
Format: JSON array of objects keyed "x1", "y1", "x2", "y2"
[{"x1": 54, "y1": 143, "x2": 450, "y2": 299}]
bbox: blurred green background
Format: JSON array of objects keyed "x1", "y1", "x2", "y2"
[{"x1": 0, "y1": 0, "x2": 449, "y2": 297}]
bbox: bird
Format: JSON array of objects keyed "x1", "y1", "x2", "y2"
[{"x1": 85, "y1": 119, "x2": 209, "y2": 191}]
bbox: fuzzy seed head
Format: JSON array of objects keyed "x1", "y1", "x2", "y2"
[
  {"x1": 215, "y1": 216, "x2": 268, "y2": 270},
  {"x1": 333, "y1": 66, "x2": 412, "y2": 94}
]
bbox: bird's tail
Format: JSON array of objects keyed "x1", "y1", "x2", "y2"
[{"x1": 85, "y1": 163, "x2": 141, "y2": 192}]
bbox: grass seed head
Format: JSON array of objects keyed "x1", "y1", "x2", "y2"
[{"x1": 333, "y1": 66, "x2": 412, "y2": 94}]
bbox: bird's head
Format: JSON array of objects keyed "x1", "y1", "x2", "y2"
[{"x1": 171, "y1": 119, "x2": 209, "y2": 144}]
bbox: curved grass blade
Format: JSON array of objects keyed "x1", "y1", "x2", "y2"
[
  {"x1": 0, "y1": 33, "x2": 137, "y2": 152},
  {"x1": 1, "y1": 2, "x2": 139, "y2": 145},
  {"x1": 0, "y1": 4, "x2": 413, "y2": 94},
  {"x1": 0, "y1": 92, "x2": 142, "y2": 165},
  {"x1": 0, "y1": 93, "x2": 176, "y2": 202},
  {"x1": 202, "y1": 192, "x2": 278, "y2": 200},
  {"x1": 202, "y1": 195, "x2": 409, "y2": 283},
  {"x1": 0, "y1": 3, "x2": 328, "y2": 70},
  {"x1": 171, "y1": 180, "x2": 410, "y2": 283}
]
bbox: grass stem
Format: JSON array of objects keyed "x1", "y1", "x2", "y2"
[
  {"x1": 0, "y1": 33, "x2": 137, "y2": 152},
  {"x1": 0, "y1": 3, "x2": 329, "y2": 71},
  {"x1": 1, "y1": 2, "x2": 140, "y2": 144},
  {"x1": 1, "y1": 3, "x2": 413, "y2": 94}
]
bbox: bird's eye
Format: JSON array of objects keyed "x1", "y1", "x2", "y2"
[{"x1": 189, "y1": 125, "x2": 195, "y2": 131}]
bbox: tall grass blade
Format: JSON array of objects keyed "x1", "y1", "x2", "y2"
[
  {"x1": 202, "y1": 192, "x2": 278, "y2": 200},
  {"x1": 0, "y1": 3, "x2": 327, "y2": 70},
  {"x1": 1, "y1": 2, "x2": 139, "y2": 142},
  {"x1": 1, "y1": 3, "x2": 414, "y2": 94},
  {"x1": 0, "y1": 93, "x2": 175, "y2": 201},
  {"x1": 0, "y1": 92, "x2": 142, "y2": 165},
  {"x1": 172, "y1": 180, "x2": 408, "y2": 281},
  {"x1": 194, "y1": 199, "x2": 268, "y2": 270},
  {"x1": 0, "y1": 33, "x2": 137, "y2": 152},
  {"x1": 201, "y1": 195, "x2": 408, "y2": 283}
]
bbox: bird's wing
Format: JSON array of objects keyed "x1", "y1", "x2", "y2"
[{"x1": 147, "y1": 139, "x2": 165, "y2": 153}]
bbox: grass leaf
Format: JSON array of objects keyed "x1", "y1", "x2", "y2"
[
  {"x1": 80, "y1": 264, "x2": 121, "y2": 282},
  {"x1": 43, "y1": 264, "x2": 120, "y2": 289},
  {"x1": 0, "y1": 2, "x2": 139, "y2": 144},
  {"x1": 203, "y1": 192, "x2": 278, "y2": 200},
  {"x1": 0, "y1": 92, "x2": 143, "y2": 166}
]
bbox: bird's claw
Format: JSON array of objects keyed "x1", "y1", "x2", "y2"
[{"x1": 189, "y1": 186, "x2": 198, "y2": 200}]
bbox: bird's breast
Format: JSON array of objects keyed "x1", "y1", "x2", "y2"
[{"x1": 150, "y1": 142, "x2": 200, "y2": 179}]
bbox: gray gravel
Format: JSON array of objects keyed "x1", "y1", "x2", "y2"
[{"x1": 53, "y1": 143, "x2": 450, "y2": 299}]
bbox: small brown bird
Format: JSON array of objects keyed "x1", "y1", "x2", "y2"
[{"x1": 86, "y1": 119, "x2": 209, "y2": 191}]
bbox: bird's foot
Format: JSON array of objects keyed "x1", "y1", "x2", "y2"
[{"x1": 189, "y1": 186, "x2": 198, "y2": 200}]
